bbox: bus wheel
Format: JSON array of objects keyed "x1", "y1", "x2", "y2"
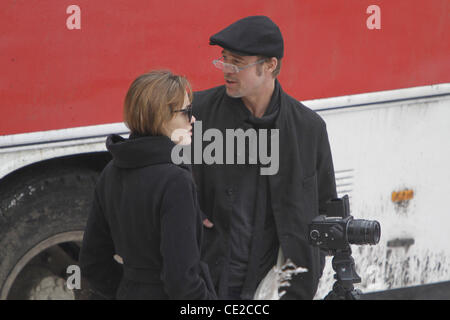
[{"x1": 0, "y1": 168, "x2": 98, "y2": 300}]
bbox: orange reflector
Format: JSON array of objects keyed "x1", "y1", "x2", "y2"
[{"x1": 392, "y1": 189, "x2": 414, "y2": 202}]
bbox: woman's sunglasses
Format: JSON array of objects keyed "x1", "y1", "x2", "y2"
[{"x1": 173, "y1": 104, "x2": 193, "y2": 122}]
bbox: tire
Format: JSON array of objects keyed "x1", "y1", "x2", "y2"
[{"x1": 0, "y1": 166, "x2": 99, "y2": 299}]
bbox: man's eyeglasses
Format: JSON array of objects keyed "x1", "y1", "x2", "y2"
[
  {"x1": 212, "y1": 57, "x2": 265, "y2": 74},
  {"x1": 173, "y1": 104, "x2": 193, "y2": 122}
]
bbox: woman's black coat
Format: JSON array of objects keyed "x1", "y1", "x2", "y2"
[{"x1": 79, "y1": 134, "x2": 217, "y2": 300}]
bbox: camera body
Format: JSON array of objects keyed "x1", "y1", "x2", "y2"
[
  {"x1": 308, "y1": 195, "x2": 380, "y2": 253},
  {"x1": 309, "y1": 215, "x2": 352, "y2": 250}
]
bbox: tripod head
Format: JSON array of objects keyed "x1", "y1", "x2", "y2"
[{"x1": 323, "y1": 246, "x2": 362, "y2": 300}]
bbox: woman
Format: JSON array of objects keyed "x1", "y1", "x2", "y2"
[{"x1": 79, "y1": 70, "x2": 217, "y2": 300}]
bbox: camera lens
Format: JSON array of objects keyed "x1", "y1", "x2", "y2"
[{"x1": 347, "y1": 219, "x2": 381, "y2": 245}]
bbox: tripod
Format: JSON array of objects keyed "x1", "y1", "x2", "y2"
[{"x1": 324, "y1": 246, "x2": 363, "y2": 300}]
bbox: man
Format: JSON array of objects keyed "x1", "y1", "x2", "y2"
[{"x1": 192, "y1": 16, "x2": 337, "y2": 300}]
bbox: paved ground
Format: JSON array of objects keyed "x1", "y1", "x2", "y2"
[{"x1": 361, "y1": 280, "x2": 450, "y2": 300}]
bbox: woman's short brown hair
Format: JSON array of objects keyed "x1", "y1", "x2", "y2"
[{"x1": 123, "y1": 70, "x2": 192, "y2": 136}]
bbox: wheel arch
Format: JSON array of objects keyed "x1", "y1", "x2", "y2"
[{"x1": 0, "y1": 151, "x2": 111, "y2": 197}]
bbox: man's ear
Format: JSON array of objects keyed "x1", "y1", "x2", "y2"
[{"x1": 266, "y1": 57, "x2": 278, "y2": 73}]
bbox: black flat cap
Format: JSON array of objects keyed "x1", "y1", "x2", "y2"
[{"x1": 209, "y1": 16, "x2": 284, "y2": 59}]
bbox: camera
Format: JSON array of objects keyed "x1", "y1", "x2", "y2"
[
  {"x1": 308, "y1": 195, "x2": 380, "y2": 252},
  {"x1": 308, "y1": 195, "x2": 381, "y2": 299}
]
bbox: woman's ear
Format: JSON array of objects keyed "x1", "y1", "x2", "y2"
[{"x1": 160, "y1": 121, "x2": 169, "y2": 137}]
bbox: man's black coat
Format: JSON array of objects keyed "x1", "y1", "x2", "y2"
[
  {"x1": 192, "y1": 82, "x2": 337, "y2": 299},
  {"x1": 79, "y1": 134, "x2": 217, "y2": 299}
]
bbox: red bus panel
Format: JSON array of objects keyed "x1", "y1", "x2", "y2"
[{"x1": 1, "y1": 0, "x2": 449, "y2": 135}]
